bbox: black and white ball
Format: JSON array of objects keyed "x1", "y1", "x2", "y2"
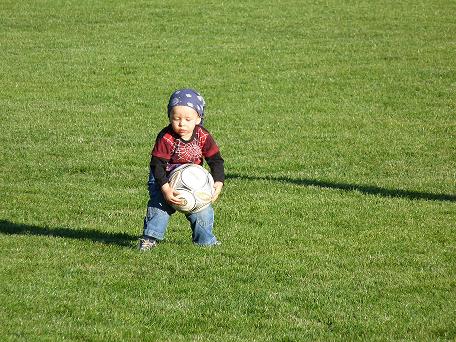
[{"x1": 168, "y1": 164, "x2": 214, "y2": 213}]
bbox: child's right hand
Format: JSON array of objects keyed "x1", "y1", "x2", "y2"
[{"x1": 161, "y1": 183, "x2": 183, "y2": 206}]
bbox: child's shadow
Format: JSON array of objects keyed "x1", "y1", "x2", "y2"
[
  {"x1": 0, "y1": 220, "x2": 137, "y2": 248},
  {"x1": 226, "y1": 173, "x2": 456, "y2": 202}
]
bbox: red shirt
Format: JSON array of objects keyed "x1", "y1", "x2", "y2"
[{"x1": 152, "y1": 125, "x2": 220, "y2": 171}]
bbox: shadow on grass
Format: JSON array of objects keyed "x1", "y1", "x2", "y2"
[
  {"x1": 226, "y1": 173, "x2": 456, "y2": 202},
  {"x1": 0, "y1": 220, "x2": 137, "y2": 247}
]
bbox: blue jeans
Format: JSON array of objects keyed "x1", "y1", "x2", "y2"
[{"x1": 143, "y1": 171, "x2": 218, "y2": 246}]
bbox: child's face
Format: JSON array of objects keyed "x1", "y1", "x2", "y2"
[{"x1": 169, "y1": 106, "x2": 201, "y2": 140}]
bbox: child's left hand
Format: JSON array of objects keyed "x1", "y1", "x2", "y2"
[{"x1": 212, "y1": 181, "x2": 223, "y2": 203}]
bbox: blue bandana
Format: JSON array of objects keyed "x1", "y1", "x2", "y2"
[{"x1": 167, "y1": 88, "x2": 206, "y2": 125}]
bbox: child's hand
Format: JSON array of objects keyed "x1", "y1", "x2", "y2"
[
  {"x1": 161, "y1": 183, "x2": 183, "y2": 206},
  {"x1": 212, "y1": 181, "x2": 223, "y2": 203}
]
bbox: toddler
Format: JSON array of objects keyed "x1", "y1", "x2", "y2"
[{"x1": 139, "y1": 89, "x2": 224, "y2": 250}]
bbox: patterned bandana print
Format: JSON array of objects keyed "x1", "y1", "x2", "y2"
[{"x1": 167, "y1": 88, "x2": 206, "y2": 125}]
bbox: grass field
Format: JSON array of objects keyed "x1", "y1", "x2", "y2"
[{"x1": 1, "y1": 0, "x2": 455, "y2": 340}]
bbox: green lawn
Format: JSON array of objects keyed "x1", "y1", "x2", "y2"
[{"x1": 1, "y1": 0, "x2": 455, "y2": 340}]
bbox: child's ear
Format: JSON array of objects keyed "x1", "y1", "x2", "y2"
[{"x1": 196, "y1": 116, "x2": 202, "y2": 125}]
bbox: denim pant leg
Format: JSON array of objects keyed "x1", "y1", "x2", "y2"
[
  {"x1": 186, "y1": 205, "x2": 217, "y2": 245},
  {"x1": 143, "y1": 171, "x2": 175, "y2": 240}
]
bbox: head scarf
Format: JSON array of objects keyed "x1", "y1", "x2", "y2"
[{"x1": 167, "y1": 88, "x2": 206, "y2": 125}]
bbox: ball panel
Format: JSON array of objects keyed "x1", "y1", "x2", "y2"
[
  {"x1": 172, "y1": 189, "x2": 196, "y2": 213},
  {"x1": 190, "y1": 201, "x2": 211, "y2": 213},
  {"x1": 169, "y1": 169, "x2": 183, "y2": 190},
  {"x1": 194, "y1": 191, "x2": 212, "y2": 202},
  {"x1": 180, "y1": 166, "x2": 208, "y2": 189}
]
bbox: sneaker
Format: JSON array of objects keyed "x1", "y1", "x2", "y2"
[
  {"x1": 195, "y1": 240, "x2": 221, "y2": 247},
  {"x1": 138, "y1": 236, "x2": 157, "y2": 251}
]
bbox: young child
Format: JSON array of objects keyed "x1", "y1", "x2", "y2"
[{"x1": 139, "y1": 88, "x2": 224, "y2": 250}]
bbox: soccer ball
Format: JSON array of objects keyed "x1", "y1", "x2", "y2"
[{"x1": 168, "y1": 164, "x2": 214, "y2": 213}]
